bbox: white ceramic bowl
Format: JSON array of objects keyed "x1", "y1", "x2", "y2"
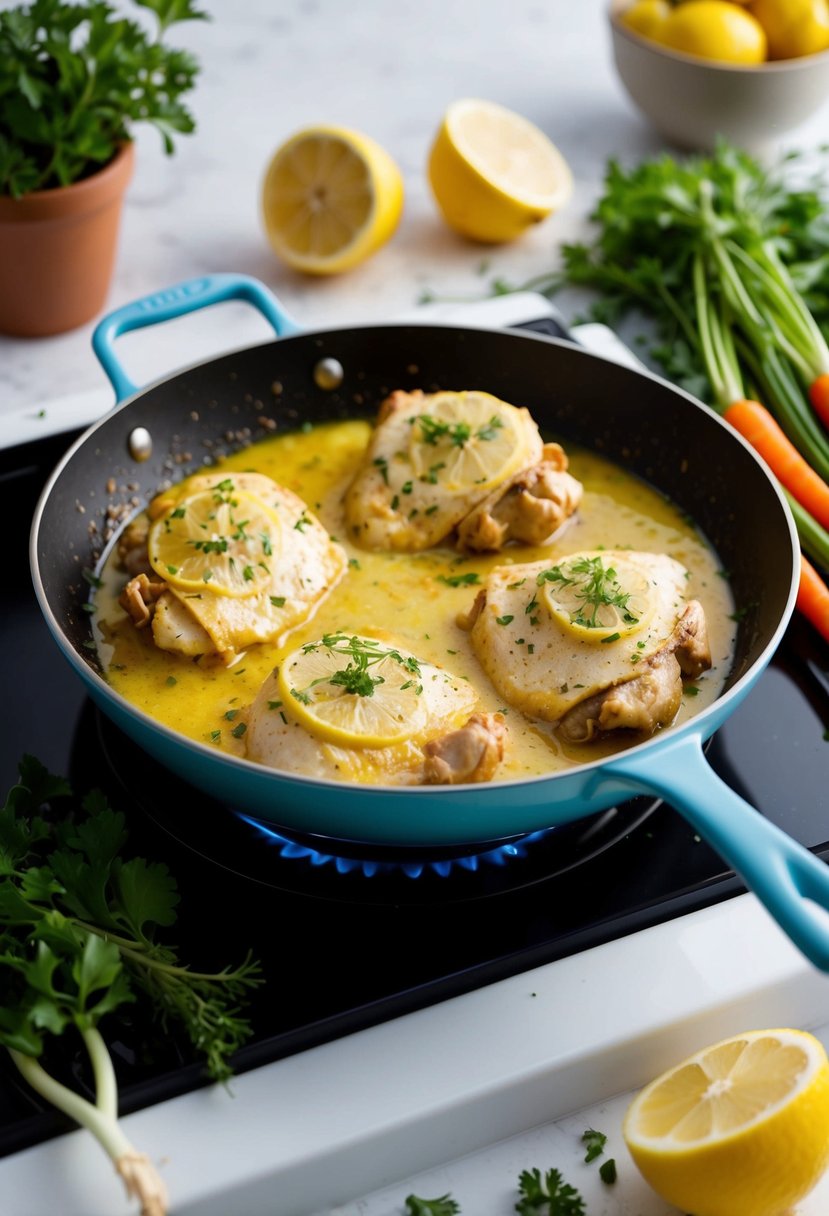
[{"x1": 608, "y1": 0, "x2": 829, "y2": 151}]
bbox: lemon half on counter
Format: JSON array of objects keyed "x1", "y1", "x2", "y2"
[
  {"x1": 261, "y1": 126, "x2": 404, "y2": 274},
  {"x1": 428, "y1": 98, "x2": 573, "y2": 243},
  {"x1": 624, "y1": 1028, "x2": 829, "y2": 1216}
]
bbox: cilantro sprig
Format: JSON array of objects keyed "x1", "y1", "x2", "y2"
[
  {"x1": 0, "y1": 756, "x2": 261, "y2": 1213},
  {"x1": 0, "y1": 0, "x2": 208, "y2": 198}
]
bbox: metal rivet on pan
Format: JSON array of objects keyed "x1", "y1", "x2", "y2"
[
  {"x1": 313, "y1": 357, "x2": 344, "y2": 391},
  {"x1": 128, "y1": 427, "x2": 153, "y2": 462}
]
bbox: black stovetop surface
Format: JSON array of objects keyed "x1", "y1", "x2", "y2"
[{"x1": 4, "y1": 360, "x2": 829, "y2": 1158}]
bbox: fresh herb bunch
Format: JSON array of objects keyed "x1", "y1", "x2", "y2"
[
  {"x1": 0, "y1": 756, "x2": 261, "y2": 1214},
  {"x1": 0, "y1": 0, "x2": 208, "y2": 198},
  {"x1": 471, "y1": 142, "x2": 829, "y2": 640}
]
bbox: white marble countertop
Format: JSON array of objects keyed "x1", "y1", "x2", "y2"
[{"x1": 4, "y1": 0, "x2": 828, "y2": 419}]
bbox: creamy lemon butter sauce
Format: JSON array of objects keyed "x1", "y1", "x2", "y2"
[{"x1": 93, "y1": 419, "x2": 737, "y2": 782}]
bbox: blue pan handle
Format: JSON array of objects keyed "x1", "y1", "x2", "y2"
[
  {"x1": 603, "y1": 731, "x2": 829, "y2": 971},
  {"x1": 92, "y1": 273, "x2": 301, "y2": 402}
]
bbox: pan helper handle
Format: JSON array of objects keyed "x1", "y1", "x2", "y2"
[
  {"x1": 601, "y1": 731, "x2": 829, "y2": 973},
  {"x1": 92, "y1": 273, "x2": 300, "y2": 402}
]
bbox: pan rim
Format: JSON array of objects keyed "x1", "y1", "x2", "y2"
[{"x1": 29, "y1": 320, "x2": 800, "y2": 796}]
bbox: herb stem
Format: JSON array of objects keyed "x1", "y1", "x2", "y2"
[
  {"x1": 83, "y1": 1025, "x2": 118, "y2": 1120},
  {"x1": 8, "y1": 1047, "x2": 169, "y2": 1215}
]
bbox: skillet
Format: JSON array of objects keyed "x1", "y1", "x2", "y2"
[{"x1": 30, "y1": 273, "x2": 829, "y2": 970}]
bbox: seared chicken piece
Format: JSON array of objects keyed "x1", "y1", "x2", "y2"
[
  {"x1": 422, "y1": 712, "x2": 507, "y2": 784},
  {"x1": 119, "y1": 472, "x2": 346, "y2": 662},
  {"x1": 344, "y1": 389, "x2": 581, "y2": 552},
  {"x1": 244, "y1": 634, "x2": 507, "y2": 786},
  {"x1": 460, "y1": 550, "x2": 712, "y2": 740},
  {"x1": 456, "y1": 443, "x2": 583, "y2": 551}
]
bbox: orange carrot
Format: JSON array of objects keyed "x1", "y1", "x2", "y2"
[
  {"x1": 724, "y1": 398, "x2": 829, "y2": 533},
  {"x1": 796, "y1": 555, "x2": 829, "y2": 645},
  {"x1": 809, "y1": 373, "x2": 829, "y2": 430}
]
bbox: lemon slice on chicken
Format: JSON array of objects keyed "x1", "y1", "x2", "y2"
[
  {"x1": 277, "y1": 634, "x2": 431, "y2": 748},
  {"x1": 148, "y1": 487, "x2": 282, "y2": 597},
  {"x1": 407, "y1": 391, "x2": 528, "y2": 494},
  {"x1": 539, "y1": 552, "x2": 655, "y2": 643}
]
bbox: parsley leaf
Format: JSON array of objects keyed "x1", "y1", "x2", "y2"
[
  {"x1": 405, "y1": 1196, "x2": 461, "y2": 1216},
  {"x1": 515, "y1": 1167, "x2": 586, "y2": 1215}
]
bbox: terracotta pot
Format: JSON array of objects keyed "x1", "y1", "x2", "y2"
[{"x1": 0, "y1": 141, "x2": 135, "y2": 338}]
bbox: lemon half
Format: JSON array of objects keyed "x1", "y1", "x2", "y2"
[
  {"x1": 407, "y1": 390, "x2": 528, "y2": 494},
  {"x1": 624, "y1": 1028, "x2": 829, "y2": 1216},
  {"x1": 277, "y1": 634, "x2": 430, "y2": 749},
  {"x1": 427, "y1": 98, "x2": 572, "y2": 244},
  {"x1": 148, "y1": 486, "x2": 281, "y2": 597},
  {"x1": 261, "y1": 126, "x2": 404, "y2": 275},
  {"x1": 540, "y1": 552, "x2": 654, "y2": 642}
]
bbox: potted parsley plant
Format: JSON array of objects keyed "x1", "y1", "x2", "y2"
[{"x1": 0, "y1": 0, "x2": 207, "y2": 338}]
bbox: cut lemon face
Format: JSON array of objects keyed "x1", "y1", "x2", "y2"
[
  {"x1": 148, "y1": 485, "x2": 282, "y2": 597},
  {"x1": 539, "y1": 552, "x2": 654, "y2": 642},
  {"x1": 261, "y1": 126, "x2": 404, "y2": 275},
  {"x1": 624, "y1": 1028, "x2": 829, "y2": 1216},
  {"x1": 427, "y1": 99, "x2": 572, "y2": 244},
  {"x1": 277, "y1": 634, "x2": 430, "y2": 749},
  {"x1": 407, "y1": 391, "x2": 528, "y2": 494}
]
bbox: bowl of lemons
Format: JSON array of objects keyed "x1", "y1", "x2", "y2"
[{"x1": 609, "y1": 0, "x2": 829, "y2": 150}]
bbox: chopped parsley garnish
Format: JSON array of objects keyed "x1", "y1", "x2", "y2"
[
  {"x1": 270, "y1": 595, "x2": 286, "y2": 608},
  {"x1": 599, "y1": 1159, "x2": 617, "y2": 1184},
  {"x1": 495, "y1": 614, "x2": 514, "y2": 626},
  {"x1": 538, "y1": 556, "x2": 640, "y2": 630},
  {"x1": 231, "y1": 721, "x2": 247, "y2": 738},
  {"x1": 437, "y1": 572, "x2": 480, "y2": 587},
  {"x1": 294, "y1": 634, "x2": 422, "y2": 702},
  {"x1": 582, "y1": 1128, "x2": 607, "y2": 1163},
  {"x1": 415, "y1": 413, "x2": 504, "y2": 448}
]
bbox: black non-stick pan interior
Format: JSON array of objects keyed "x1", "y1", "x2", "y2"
[{"x1": 35, "y1": 324, "x2": 794, "y2": 685}]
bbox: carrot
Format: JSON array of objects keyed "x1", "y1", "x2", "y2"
[
  {"x1": 796, "y1": 554, "x2": 829, "y2": 645},
  {"x1": 809, "y1": 372, "x2": 829, "y2": 431},
  {"x1": 724, "y1": 398, "x2": 829, "y2": 533}
]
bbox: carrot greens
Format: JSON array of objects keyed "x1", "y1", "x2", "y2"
[
  {"x1": 524, "y1": 142, "x2": 829, "y2": 641},
  {"x1": 0, "y1": 755, "x2": 261, "y2": 1215}
]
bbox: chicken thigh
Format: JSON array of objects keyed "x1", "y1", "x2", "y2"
[
  {"x1": 459, "y1": 549, "x2": 712, "y2": 741},
  {"x1": 245, "y1": 632, "x2": 507, "y2": 785},
  {"x1": 118, "y1": 472, "x2": 347, "y2": 662},
  {"x1": 344, "y1": 389, "x2": 582, "y2": 552}
]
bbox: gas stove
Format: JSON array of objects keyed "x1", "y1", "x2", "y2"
[{"x1": 3, "y1": 305, "x2": 829, "y2": 1216}]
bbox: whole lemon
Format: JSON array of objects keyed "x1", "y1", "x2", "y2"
[
  {"x1": 660, "y1": 0, "x2": 768, "y2": 63},
  {"x1": 750, "y1": 0, "x2": 829, "y2": 59},
  {"x1": 620, "y1": 0, "x2": 671, "y2": 41}
]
